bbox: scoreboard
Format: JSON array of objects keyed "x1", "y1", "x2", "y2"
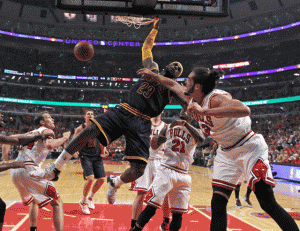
[{"x1": 56, "y1": 0, "x2": 228, "y2": 17}]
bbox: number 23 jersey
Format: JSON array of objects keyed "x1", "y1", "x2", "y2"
[
  {"x1": 162, "y1": 124, "x2": 197, "y2": 172},
  {"x1": 125, "y1": 70, "x2": 174, "y2": 118}
]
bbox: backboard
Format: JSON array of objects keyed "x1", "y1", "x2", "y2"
[{"x1": 56, "y1": 0, "x2": 229, "y2": 18}]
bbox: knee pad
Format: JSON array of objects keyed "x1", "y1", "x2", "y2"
[
  {"x1": 170, "y1": 213, "x2": 182, "y2": 231},
  {"x1": 0, "y1": 198, "x2": 6, "y2": 223}
]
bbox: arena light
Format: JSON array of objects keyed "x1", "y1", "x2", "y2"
[
  {"x1": 1, "y1": 95, "x2": 300, "y2": 108},
  {"x1": 0, "y1": 21, "x2": 300, "y2": 46},
  {"x1": 213, "y1": 61, "x2": 250, "y2": 69}
]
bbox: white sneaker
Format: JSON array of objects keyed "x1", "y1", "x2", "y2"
[
  {"x1": 79, "y1": 200, "x2": 90, "y2": 215},
  {"x1": 87, "y1": 197, "x2": 95, "y2": 210},
  {"x1": 106, "y1": 175, "x2": 119, "y2": 204},
  {"x1": 29, "y1": 163, "x2": 56, "y2": 181}
]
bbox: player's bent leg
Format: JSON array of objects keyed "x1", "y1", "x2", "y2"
[
  {"x1": 254, "y1": 180, "x2": 299, "y2": 231},
  {"x1": 210, "y1": 186, "x2": 232, "y2": 231},
  {"x1": 50, "y1": 198, "x2": 64, "y2": 231},
  {"x1": 131, "y1": 191, "x2": 146, "y2": 230},
  {"x1": 169, "y1": 213, "x2": 182, "y2": 231},
  {"x1": 0, "y1": 198, "x2": 6, "y2": 231},
  {"x1": 133, "y1": 205, "x2": 157, "y2": 231}
]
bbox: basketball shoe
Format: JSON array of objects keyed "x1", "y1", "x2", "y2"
[
  {"x1": 87, "y1": 197, "x2": 95, "y2": 210},
  {"x1": 235, "y1": 198, "x2": 242, "y2": 207},
  {"x1": 106, "y1": 175, "x2": 119, "y2": 204},
  {"x1": 243, "y1": 197, "x2": 254, "y2": 207},
  {"x1": 79, "y1": 200, "x2": 90, "y2": 215}
]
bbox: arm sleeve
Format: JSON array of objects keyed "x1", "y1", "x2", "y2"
[{"x1": 142, "y1": 29, "x2": 158, "y2": 61}]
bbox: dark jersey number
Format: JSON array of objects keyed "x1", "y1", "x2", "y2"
[
  {"x1": 171, "y1": 139, "x2": 186, "y2": 154},
  {"x1": 136, "y1": 82, "x2": 155, "y2": 98}
]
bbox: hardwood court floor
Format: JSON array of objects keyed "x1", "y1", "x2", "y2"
[{"x1": 1, "y1": 159, "x2": 300, "y2": 230}]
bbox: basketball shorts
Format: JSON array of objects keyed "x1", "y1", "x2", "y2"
[
  {"x1": 91, "y1": 105, "x2": 151, "y2": 164},
  {"x1": 79, "y1": 155, "x2": 106, "y2": 180},
  {"x1": 145, "y1": 165, "x2": 191, "y2": 214},
  {"x1": 11, "y1": 163, "x2": 59, "y2": 208},
  {"x1": 212, "y1": 134, "x2": 275, "y2": 192},
  {"x1": 129, "y1": 158, "x2": 162, "y2": 192}
]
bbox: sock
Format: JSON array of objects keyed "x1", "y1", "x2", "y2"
[
  {"x1": 30, "y1": 227, "x2": 37, "y2": 231},
  {"x1": 235, "y1": 185, "x2": 241, "y2": 200},
  {"x1": 114, "y1": 176, "x2": 124, "y2": 188},
  {"x1": 131, "y1": 219, "x2": 137, "y2": 228},
  {"x1": 163, "y1": 217, "x2": 170, "y2": 224},
  {"x1": 54, "y1": 150, "x2": 72, "y2": 170},
  {"x1": 88, "y1": 192, "x2": 95, "y2": 200},
  {"x1": 246, "y1": 187, "x2": 252, "y2": 199}
]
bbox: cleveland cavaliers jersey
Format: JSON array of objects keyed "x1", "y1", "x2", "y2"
[
  {"x1": 125, "y1": 70, "x2": 174, "y2": 118},
  {"x1": 149, "y1": 121, "x2": 166, "y2": 159},
  {"x1": 190, "y1": 89, "x2": 251, "y2": 149},
  {"x1": 162, "y1": 124, "x2": 197, "y2": 172},
  {"x1": 16, "y1": 127, "x2": 51, "y2": 167},
  {"x1": 79, "y1": 123, "x2": 102, "y2": 157}
]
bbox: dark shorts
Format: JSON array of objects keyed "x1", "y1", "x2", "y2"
[
  {"x1": 91, "y1": 105, "x2": 152, "y2": 164},
  {"x1": 79, "y1": 155, "x2": 106, "y2": 180}
]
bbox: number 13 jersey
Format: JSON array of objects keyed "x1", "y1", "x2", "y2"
[{"x1": 162, "y1": 124, "x2": 197, "y2": 173}]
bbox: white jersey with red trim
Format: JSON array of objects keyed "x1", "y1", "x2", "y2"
[
  {"x1": 162, "y1": 124, "x2": 197, "y2": 172},
  {"x1": 190, "y1": 89, "x2": 251, "y2": 149},
  {"x1": 17, "y1": 127, "x2": 51, "y2": 167},
  {"x1": 149, "y1": 121, "x2": 166, "y2": 159}
]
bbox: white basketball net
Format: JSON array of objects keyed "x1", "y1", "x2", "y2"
[{"x1": 113, "y1": 16, "x2": 158, "y2": 29}]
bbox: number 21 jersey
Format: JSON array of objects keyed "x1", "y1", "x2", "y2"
[{"x1": 162, "y1": 124, "x2": 197, "y2": 172}]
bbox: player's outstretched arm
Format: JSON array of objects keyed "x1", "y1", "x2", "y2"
[
  {"x1": 0, "y1": 161, "x2": 25, "y2": 172},
  {"x1": 44, "y1": 131, "x2": 71, "y2": 150},
  {"x1": 150, "y1": 126, "x2": 167, "y2": 150},
  {"x1": 0, "y1": 132, "x2": 54, "y2": 146},
  {"x1": 137, "y1": 68, "x2": 188, "y2": 102},
  {"x1": 187, "y1": 94, "x2": 251, "y2": 118},
  {"x1": 142, "y1": 19, "x2": 160, "y2": 71}
]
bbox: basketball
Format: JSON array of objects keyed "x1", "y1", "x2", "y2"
[{"x1": 74, "y1": 41, "x2": 94, "y2": 62}]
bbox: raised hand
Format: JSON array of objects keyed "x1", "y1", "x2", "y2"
[
  {"x1": 153, "y1": 18, "x2": 161, "y2": 30},
  {"x1": 137, "y1": 68, "x2": 154, "y2": 77},
  {"x1": 63, "y1": 131, "x2": 71, "y2": 140}
]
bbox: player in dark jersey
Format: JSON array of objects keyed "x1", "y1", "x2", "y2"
[
  {"x1": 74, "y1": 110, "x2": 107, "y2": 215},
  {"x1": 0, "y1": 113, "x2": 53, "y2": 231},
  {"x1": 31, "y1": 19, "x2": 187, "y2": 205}
]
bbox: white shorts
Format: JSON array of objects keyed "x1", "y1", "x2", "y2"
[
  {"x1": 145, "y1": 165, "x2": 191, "y2": 214},
  {"x1": 11, "y1": 162, "x2": 60, "y2": 208},
  {"x1": 129, "y1": 158, "x2": 161, "y2": 192},
  {"x1": 212, "y1": 134, "x2": 275, "y2": 192}
]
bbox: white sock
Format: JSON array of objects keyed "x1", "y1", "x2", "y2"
[
  {"x1": 54, "y1": 150, "x2": 72, "y2": 170},
  {"x1": 88, "y1": 192, "x2": 95, "y2": 199},
  {"x1": 114, "y1": 176, "x2": 124, "y2": 188}
]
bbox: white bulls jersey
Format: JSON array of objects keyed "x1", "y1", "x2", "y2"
[
  {"x1": 17, "y1": 127, "x2": 51, "y2": 167},
  {"x1": 162, "y1": 124, "x2": 197, "y2": 172},
  {"x1": 149, "y1": 121, "x2": 166, "y2": 159},
  {"x1": 190, "y1": 89, "x2": 251, "y2": 149}
]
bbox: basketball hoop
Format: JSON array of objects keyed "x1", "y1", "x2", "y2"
[{"x1": 113, "y1": 16, "x2": 158, "y2": 29}]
